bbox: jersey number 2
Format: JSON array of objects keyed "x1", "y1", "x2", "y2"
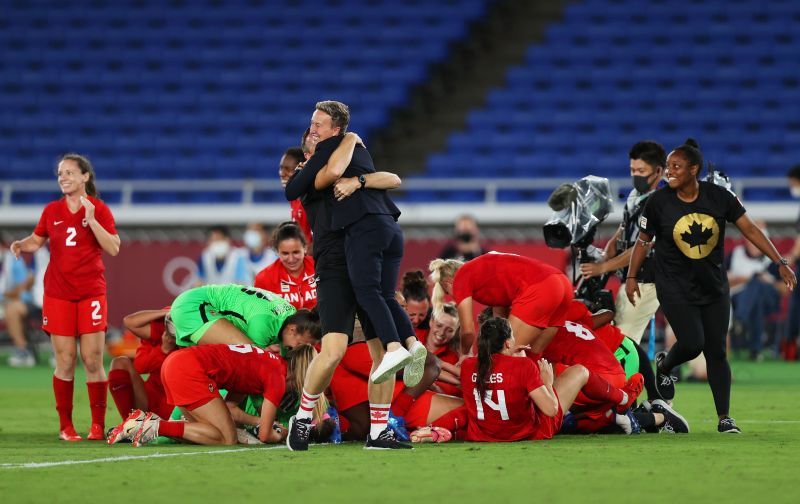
[
  {"x1": 65, "y1": 227, "x2": 77, "y2": 247},
  {"x1": 472, "y1": 389, "x2": 509, "y2": 420}
]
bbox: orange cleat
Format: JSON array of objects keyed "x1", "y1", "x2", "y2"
[
  {"x1": 616, "y1": 373, "x2": 644, "y2": 414},
  {"x1": 59, "y1": 425, "x2": 83, "y2": 442},
  {"x1": 87, "y1": 423, "x2": 106, "y2": 441}
]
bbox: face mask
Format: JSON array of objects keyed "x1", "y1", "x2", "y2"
[
  {"x1": 456, "y1": 232, "x2": 474, "y2": 243},
  {"x1": 243, "y1": 230, "x2": 263, "y2": 250},
  {"x1": 632, "y1": 174, "x2": 654, "y2": 194},
  {"x1": 208, "y1": 240, "x2": 230, "y2": 259},
  {"x1": 791, "y1": 187, "x2": 800, "y2": 199}
]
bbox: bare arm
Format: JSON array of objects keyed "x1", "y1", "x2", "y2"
[
  {"x1": 123, "y1": 308, "x2": 170, "y2": 340},
  {"x1": 528, "y1": 359, "x2": 558, "y2": 417},
  {"x1": 332, "y1": 171, "x2": 402, "y2": 201},
  {"x1": 457, "y1": 298, "x2": 476, "y2": 355},
  {"x1": 226, "y1": 401, "x2": 261, "y2": 426},
  {"x1": 81, "y1": 196, "x2": 120, "y2": 256},
  {"x1": 257, "y1": 399, "x2": 285, "y2": 443},
  {"x1": 10, "y1": 234, "x2": 46, "y2": 259},
  {"x1": 625, "y1": 231, "x2": 652, "y2": 305},
  {"x1": 314, "y1": 133, "x2": 361, "y2": 190},
  {"x1": 735, "y1": 214, "x2": 796, "y2": 291}
]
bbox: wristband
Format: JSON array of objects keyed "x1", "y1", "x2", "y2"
[{"x1": 626, "y1": 276, "x2": 638, "y2": 280}]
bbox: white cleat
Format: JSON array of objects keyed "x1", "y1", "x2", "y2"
[
  {"x1": 370, "y1": 347, "x2": 412, "y2": 384},
  {"x1": 402, "y1": 341, "x2": 427, "y2": 387},
  {"x1": 107, "y1": 409, "x2": 147, "y2": 444},
  {"x1": 131, "y1": 412, "x2": 161, "y2": 447}
]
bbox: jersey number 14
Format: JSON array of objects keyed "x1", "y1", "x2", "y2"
[{"x1": 472, "y1": 389, "x2": 509, "y2": 420}]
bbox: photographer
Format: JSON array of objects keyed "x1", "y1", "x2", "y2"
[{"x1": 579, "y1": 141, "x2": 665, "y2": 344}]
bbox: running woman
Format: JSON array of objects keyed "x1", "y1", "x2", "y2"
[{"x1": 11, "y1": 153, "x2": 120, "y2": 441}]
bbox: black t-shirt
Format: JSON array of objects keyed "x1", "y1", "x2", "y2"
[{"x1": 639, "y1": 181, "x2": 746, "y2": 305}]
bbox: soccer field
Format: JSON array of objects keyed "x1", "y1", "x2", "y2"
[{"x1": 1, "y1": 361, "x2": 798, "y2": 504}]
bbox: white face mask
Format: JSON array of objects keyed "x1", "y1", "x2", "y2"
[
  {"x1": 243, "y1": 230, "x2": 263, "y2": 250},
  {"x1": 208, "y1": 240, "x2": 231, "y2": 259},
  {"x1": 791, "y1": 186, "x2": 800, "y2": 199}
]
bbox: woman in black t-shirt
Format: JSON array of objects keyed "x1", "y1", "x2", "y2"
[{"x1": 626, "y1": 139, "x2": 796, "y2": 434}]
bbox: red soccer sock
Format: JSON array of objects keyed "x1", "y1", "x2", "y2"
[
  {"x1": 108, "y1": 370, "x2": 135, "y2": 420},
  {"x1": 575, "y1": 412, "x2": 614, "y2": 433},
  {"x1": 581, "y1": 372, "x2": 624, "y2": 405},
  {"x1": 431, "y1": 405, "x2": 469, "y2": 433},
  {"x1": 158, "y1": 421, "x2": 185, "y2": 438},
  {"x1": 392, "y1": 392, "x2": 415, "y2": 418},
  {"x1": 86, "y1": 381, "x2": 108, "y2": 428},
  {"x1": 53, "y1": 376, "x2": 75, "y2": 431}
]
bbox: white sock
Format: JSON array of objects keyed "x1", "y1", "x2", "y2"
[
  {"x1": 296, "y1": 389, "x2": 321, "y2": 421},
  {"x1": 369, "y1": 403, "x2": 391, "y2": 440},
  {"x1": 619, "y1": 391, "x2": 629, "y2": 406}
]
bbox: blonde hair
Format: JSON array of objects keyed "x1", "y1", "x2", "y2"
[
  {"x1": 433, "y1": 302, "x2": 461, "y2": 354},
  {"x1": 428, "y1": 258, "x2": 463, "y2": 319},
  {"x1": 287, "y1": 345, "x2": 328, "y2": 422}
]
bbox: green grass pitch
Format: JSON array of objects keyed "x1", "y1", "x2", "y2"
[{"x1": 1, "y1": 360, "x2": 798, "y2": 503}]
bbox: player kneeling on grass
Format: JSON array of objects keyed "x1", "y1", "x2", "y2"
[
  {"x1": 460, "y1": 317, "x2": 590, "y2": 442},
  {"x1": 108, "y1": 343, "x2": 287, "y2": 446}
]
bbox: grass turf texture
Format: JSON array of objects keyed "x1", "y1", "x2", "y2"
[{"x1": 0, "y1": 361, "x2": 798, "y2": 503}]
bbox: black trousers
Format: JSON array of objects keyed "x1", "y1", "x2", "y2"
[
  {"x1": 345, "y1": 214, "x2": 414, "y2": 347},
  {"x1": 660, "y1": 294, "x2": 732, "y2": 416}
]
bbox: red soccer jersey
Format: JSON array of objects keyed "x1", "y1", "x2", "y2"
[
  {"x1": 290, "y1": 199, "x2": 313, "y2": 246},
  {"x1": 544, "y1": 320, "x2": 623, "y2": 376},
  {"x1": 418, "y1": 331, "x2": 459, "y2": 365},
  {"x1": 190, "y1": 344, "x2": 287, "y2": 406},
  {"x1": 452, "y1": 253, "x2": 562, "y2": 307},
  {"x1": 134, "y1": 318, "x2": 169, "y2": 385},
  {"x1": 254, "y1": 256, "x2": 317, "y2": 310},
  {"x1": 461, "y1": 354, "x2": 544, "y2": 442},
  {"x1": 33, "y1": 197, "x2": 117, "y2": 301}
]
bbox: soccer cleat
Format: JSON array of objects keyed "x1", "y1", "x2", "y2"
[
  {"x1": 237, "y1": 428, "x2": 263, "y2": 445},
  {"x1": 107, "y1": 409, "x2": 147, "y2": 444},
  {"x1": 286, "y1": 415, "x2": 312, "y2": 451},
  {"x1": 8, "y1": 348, "x2": 35, "y2": 367},
  {"x1": 59, "y1": 425, "x2": 83, "y2": 442},
  {"x1": 654, "y1": 351, "x2": 676, "y2": 401},
  {"x1": 616, "y1": 373, "x2": 644, "y2": 413},
  {"x1": 387, "y1": 413, "x2": 410, "y2": 442},
  {"x1": 402, "y1": 341, "x2": 427, "y2": 387},
  {"x1": 364, "y1": 428, "x2": 413, "y2": 450},
  {"x1": 717, "y1": 417, "x2": 742, "y2": 434},
  {"x1": 651, "y1": 399, "x2": 690, "y2": 434},
  {"x1": 87, "y1": 423, "x2": 106, "y2": 441},
  {"x1": 131, "y1": 412, "x2": 161, "y2": 447},
  {"x1": 615, "y1": 410, "x2": 641, "y2": 435},
  {"x1": 370, "y1": 347, "x2": 413, "y2": 384},
  {"x1": 410, "y1": 426, "x2": 452, "y2": 443}
]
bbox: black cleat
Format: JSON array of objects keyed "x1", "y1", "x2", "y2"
[
  {"x1": 717, "y1": 417, "x2": 742, "y2": 434},
  {"x1": 651, "y1": 399, "x2": 689, "y2": 434},
  {"x1": 286, "y1": 415, "x2": 312, "y2": 451},
  {"x1": 654, "y1": 351, "x2": 676, "y2": 401},
  {"x1": 364, "y1": 428, "x2": 413, "y2": 450}
]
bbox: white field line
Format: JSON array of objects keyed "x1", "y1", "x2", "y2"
[{"x1": 1, "y1": 445, "x2": 287, "y2": 470}]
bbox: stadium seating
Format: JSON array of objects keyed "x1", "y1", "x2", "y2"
[
  {"x1": 0, "y1": 0, "x2": 487, "y2": 182},
  {"x1": 425, "y1": 0, "x2": 800, "y2": 202}
]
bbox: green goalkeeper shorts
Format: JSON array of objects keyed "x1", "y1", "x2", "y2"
[{"x1": 614, "y1": 336, "x2": 640, "y2": 379}]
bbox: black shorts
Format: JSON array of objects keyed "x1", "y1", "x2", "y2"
[{"x1": 316, "y1": 268, "x2": 376, "y2": 342}]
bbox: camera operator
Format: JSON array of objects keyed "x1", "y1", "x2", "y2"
[{"x1": 579, "y1": 141, "x2": 665, "y2": 344}]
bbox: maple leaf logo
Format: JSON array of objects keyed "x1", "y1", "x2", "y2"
[{"x1": 680, "y1": 220, "x2": 714, "y2": 254}]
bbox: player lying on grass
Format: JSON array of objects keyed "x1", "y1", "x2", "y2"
[
  {"x1": 169, "y1": 284, "x2": 321, "y2": 354},
  {"x1": 108, "y1": 307, "x2": 177, "y2": 422},
  {"x1": 109, "y1": 343, "x2": 288, "y2": 446},
  {"x1": 460, "y1": 317, "x2": 590, "y2": 442},
  {"x1": 329, "y1": 339, "x2": 466, "y2": 443}
]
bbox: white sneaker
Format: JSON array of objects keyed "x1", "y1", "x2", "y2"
[
  {"x1": 370, "y1": 347, "x2": 412, "y2": 384},
  {"x1": 402, "y1": 341, "x2": 427, "y2": 387},
  {"x1": 8, "y1": 349, "x2": 35, "y2": 367}
]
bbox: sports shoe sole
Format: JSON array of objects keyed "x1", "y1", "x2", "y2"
[
  {"x1": 371, "y1": 353, "x2": 413, "y2": 385},
  {"x1": 403, "y1": 345, "x2": 428, "y2": 387},
  {"x1": 651, "y1": 399, "x2": 690, "y2": 434}
]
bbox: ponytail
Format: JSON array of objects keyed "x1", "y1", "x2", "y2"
[
  {"x1": 428, "y1": 258, "x2": 463, "y2": 319},
  {"x1": 287, "y1": 345, "x2": 328, "y2": 422},
  {"x1": 59, "y1": 153, "x2": 99, "y2": 198},
  {"x1": 476, "y1": 317, "x2": 512, "y2": 399}
]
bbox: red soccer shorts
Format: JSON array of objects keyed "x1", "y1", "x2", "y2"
[
  {"x1": 402, "y1": 390, "x2": 434, "y2": 429},
  {"x1": 529, "y1": 393, "x2": 563, "y2": 440},
  {"x1": 42, "y1": 293, "x2": 107, "y2": 336},
  {"x1": 161, "y1": 350, "x2": 218, "y2": 411},
  {"x1": 329, "y1": 367, "x2": 369, "y2": 412},
  {"x1": 511, "y1": 274, "x2": 573, "y2": 328}
]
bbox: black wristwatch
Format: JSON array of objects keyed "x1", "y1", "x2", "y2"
[
  {"x1": 778, "y1": 257, "x2": 790, "y2": 267},
  {"x1": 358, "y1": 175, "x2": 367, "y2": 189}
]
